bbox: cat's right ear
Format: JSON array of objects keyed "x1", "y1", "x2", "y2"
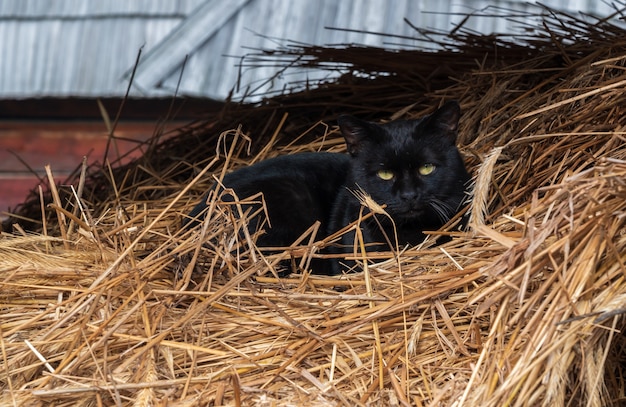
[
  {"x1": 337, "y1": 115, "x2": 372, "y2": 156},
  {"x1": 427, "y1": 101, "x2": 461, "y2": 143}
]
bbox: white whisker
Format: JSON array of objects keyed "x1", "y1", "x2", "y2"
[{"x1": 429, "y1": 198, "x2": 455, "y2": 223}]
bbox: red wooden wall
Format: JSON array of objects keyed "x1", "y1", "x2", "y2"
[
  {"x1": 0, "y1": 121, "x2": 168, "y2": 220},
  {"x1": 0, "y1": 98, "x2": 220, "y2": 222}
]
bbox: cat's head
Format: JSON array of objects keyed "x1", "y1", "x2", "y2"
[{"x1": 337, "y1": 101, "x2": 469, "y2": 226}]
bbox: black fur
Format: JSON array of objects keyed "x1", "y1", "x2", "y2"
[
  {"x1": 329, "y1": 101, "x2": 470, "y2": 273},
  {"x1": 185, "y1": 101, "x2": 470, "y2": 275},
  {"x1": 184, "y1": 153, "x2": 350, "y2": 248}
]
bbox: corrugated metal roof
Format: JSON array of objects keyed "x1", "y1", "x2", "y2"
[{"x1": 0, "y1": 0, "x2": 620, "y2": 101}]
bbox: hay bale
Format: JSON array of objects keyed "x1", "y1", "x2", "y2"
[{"x1": 2, "y1": 5, "x2": 626, "y2": 406}]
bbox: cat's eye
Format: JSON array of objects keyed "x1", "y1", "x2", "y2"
[
  {"x1": 419, "y1": 163, "x2": 436, "y2": 176},
  {"x1": 376, "y1": 169, "x2": 395, "y2": 180}
]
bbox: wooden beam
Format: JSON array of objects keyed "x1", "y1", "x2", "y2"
[{"x1": 130, "y1": 0, "x2": 252, "y2": 91}]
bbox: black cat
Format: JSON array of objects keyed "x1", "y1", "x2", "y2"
[{"x1": 184, "y1": 101, "x2": 470, "y2": 275}]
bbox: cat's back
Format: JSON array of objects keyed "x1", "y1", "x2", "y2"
[
  {"x1": 223, "y1": 152, "x2": 349, "y2": 189},
  {"x1": 185, "y1": 152, "x2": 350, "y2": 233}
]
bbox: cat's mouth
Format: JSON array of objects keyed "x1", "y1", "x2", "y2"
[
  {"x1": 396, "y1": 200, "x2": 449, "y2": 222},
  {"x1": 395, "y1": 206, "x2": 426, "y2": 219}
]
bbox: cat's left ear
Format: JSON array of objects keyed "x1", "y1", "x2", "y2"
[
  {"x1": 337, "y1": 115, "x2": 376, "y2": 156},
  {"x1": 427, "y1": 101, "x2": 461, "y2": 143}
]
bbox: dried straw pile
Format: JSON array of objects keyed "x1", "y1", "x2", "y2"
[{"x1": 3, "y1": 6, "x2": 626, "y2": 406}]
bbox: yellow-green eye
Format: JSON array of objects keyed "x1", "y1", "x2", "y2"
[
  {"x1": 419, "y1": 163, "x2": 436, "y2": 176},
  {"x1": 377, "y1": 169, "x2": 394, "y2": 180}
]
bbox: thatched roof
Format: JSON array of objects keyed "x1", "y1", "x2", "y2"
[{"x1": 2, "y1": 5, "x2": 626, "y2": 406}]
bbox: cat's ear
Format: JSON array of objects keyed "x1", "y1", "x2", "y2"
[
  {"x1": 337, "y1": 115, "x2": 375, "y2": 156},
  {"x1": 425, "y1": 101, "x2": 461, "y2": 143}
]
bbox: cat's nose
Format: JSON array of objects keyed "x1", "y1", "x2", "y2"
[{"x1": 400, "y1": 190, "x2": 419, "y2": 201}]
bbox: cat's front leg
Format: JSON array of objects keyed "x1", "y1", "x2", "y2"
[
  {"x1": 325, "y1": 229, "x2": 356, "y2": 275},
  {"x1": 330, "y1": 224, "x2": 382, "y2": 274}
]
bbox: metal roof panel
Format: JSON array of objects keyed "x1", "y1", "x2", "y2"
[{"x1": 0, "y1": 0, "x2": 620, "y2": 100}]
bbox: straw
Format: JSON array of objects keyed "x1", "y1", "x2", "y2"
[{"x1": 2, "y1": 4, "x2": 626, "y2": 406}]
